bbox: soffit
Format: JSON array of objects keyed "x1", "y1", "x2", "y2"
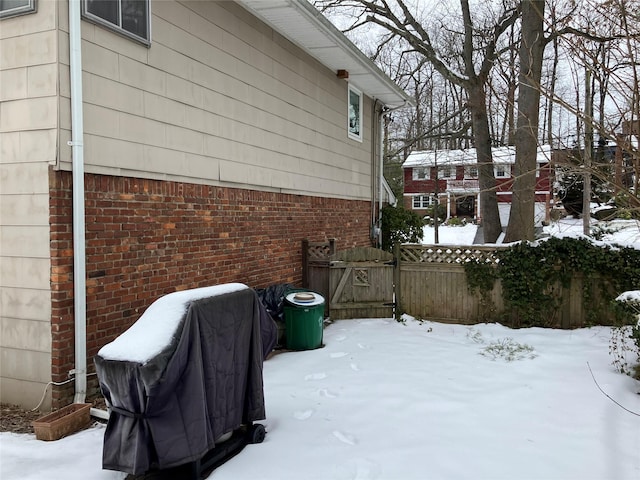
[{"x1": 236, "y1": 0, "x2": 413, "y2": 108}]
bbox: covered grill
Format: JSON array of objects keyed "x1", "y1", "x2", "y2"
[{"x1": 95, "y1": 283, "x2": 276, "y2": 477}]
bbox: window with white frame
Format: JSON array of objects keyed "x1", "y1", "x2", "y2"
[
  {"x1": 412, "y1": 167, "x2": 430, "y2": 180},
  {"x1": 0, "y1": 0, "x2": 36, "y2": 18},
  {"x1": 412, "y1": 195, "x2": 436, "y2": 209},
  {"x1": 464, "y1": 165, "x2": 478, "y2": 179},
  {"x1": 348, "y1": 85, "x2": 363, "y2": 141},
  {"x1": 82, "y1": 0, "x2": 150, "y2": 44},
  {"x1": 495, "y1": 164, "x2": 511, "y2": 178},
  {"x1": 438, "y1": 165, "x2": 456, "y2": 180}
]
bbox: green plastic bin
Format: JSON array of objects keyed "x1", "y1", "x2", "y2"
[{"x1": 284, "y1": 291, "x2": 325, "y2": 350}]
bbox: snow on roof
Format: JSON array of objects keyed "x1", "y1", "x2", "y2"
[
  {"x1": 402, "y1": 145, "x2": 552, "y2": 168},
  {"x1": 97, "y1": 283, "x2": 249, "y2": 364}
]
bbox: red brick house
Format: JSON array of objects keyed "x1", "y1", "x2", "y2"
[{"x1": 402, "y1": 145, "x2": 553, "y2": 221}]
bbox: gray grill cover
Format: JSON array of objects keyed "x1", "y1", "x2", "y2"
[{"x1": 95, "y1": 288, "x2": 274, "y2": 474}]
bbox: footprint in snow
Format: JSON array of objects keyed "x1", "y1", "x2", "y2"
[
  {"x1": 293, "y1": 409, "x2": 314, "y2": 420},
  {"x1": 330, "y1": 352, "x2": 349, "y2": 358},
  {"x1": 305, "y1": 372, "x2": 327, "y2": 381},
  {"x1": 350, "y1": 363, "x2": 360, "y2": 371},
  {"x1": 333, "y1": 430, "x2": 357, "y2": 446},
  {"x1": 335, "y1": 335, "x2": 347, "y2": 342},
  {"x1": 317, "y1": 388, "x2": 338, "y2": 398},
  {"x1": 357, "y1": 343, "x2": 369, "y2": 350},
  {"x1": 334, "y1": 457, "x2": 381, "y2": 480}
]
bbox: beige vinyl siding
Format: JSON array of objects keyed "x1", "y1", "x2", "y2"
[
  {"x1": 57, "y1": 0, "x2": 373, "y2": 200},
  {"x1": 0, "y1": 1, "x2": 57, "y2": 409}
]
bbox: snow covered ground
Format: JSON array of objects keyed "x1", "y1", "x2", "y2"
[
  {"x1": 421, "y1": 223, "x2": 479, "y2": 244},
  {"x1": 421, "y1": 211, "x2": 640, "y2": 247},
  {"x1": 1, "y1": 319, "x2": 639, "y2": 480}
]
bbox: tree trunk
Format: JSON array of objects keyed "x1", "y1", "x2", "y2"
[
  {"x1": 505, "y1": 0, "x2": 546, "y2": 242},
  {"x1": 469, "y1": 82, "x2": 502, "y2": 243}
]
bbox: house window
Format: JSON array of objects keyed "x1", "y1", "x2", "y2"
[
  {"x1": 413, "y1": 195, "x2": 436, "y2": 209},
  {"x1": 465, "y1": 166, "x2": 478, "y2": 179},
  {"x1": 438, "y1": 165, "x2": 456, "y2": 180},
  {"x1": 82, "y1": 0, "x2": 150, "y2": 44},
  {"x1": 495, "y1": 165, "x2": 511, "y2": 178},
  {"x1": 348, "y1": 85, "x2": 363, "y2": 141},
  {"x1": 413, "y1": 167, "x2": 430, "y2": 180},
  {"x1": 0, "y1": 0, "x2": 36, "y2": 18}
]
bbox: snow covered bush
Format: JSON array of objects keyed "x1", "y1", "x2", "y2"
[{"x1": 610, "y1": 291, "x2": 640, "y2": 379}]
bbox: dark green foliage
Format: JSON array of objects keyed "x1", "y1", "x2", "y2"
[
  {"x1": 381, "y1": 205, "x2": 423, "y2": 251},
  {"x1": 610, "y1": 298, "x2": 640, "y2": 378},
  {"x1": 464, "y1": 236, "x2": 640, "y2": 328},
  {"x1": 464, "y1": 259, "x2": 499, "y2": 322},
  {"x1": 464, "y1": 259, "x2": 497, "y2": 294}
]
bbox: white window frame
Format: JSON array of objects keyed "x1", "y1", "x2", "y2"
[
  {"x1": 464, "y1": 165, "x2": 478, "y2": 179},
  {"x1": 348, "y1": 84, "x2": 363, "y2": 142},
  {"x1": 438, "y1": 165, "x2": 456, "y2": 180},
  {"x1": 412, "y1": 167, "x2": 430, "y2": 181},
  {"x1": 412, "y1": 194, "x2": 436, "y2": 209},
  {"x1": 81, "y1": 0, "x2": 150, "y2": 45},
  {"x1": 0, "y1": 0, "x2": 36, "y2": 19},
  {"x1": 495, "y1": 165, "x2": 511, "y2": 178}
]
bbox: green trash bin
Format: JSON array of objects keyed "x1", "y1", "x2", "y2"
[{"x1": 284, "y1": 291, "x2": 325, "y2": 350}]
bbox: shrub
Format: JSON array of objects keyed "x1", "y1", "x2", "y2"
[
  {"x1": 610, "y1": 292, "x2": 640, "y2": 379},
  {"x1": 381, "y1": 205, "x2": 424, "y2": 251}
]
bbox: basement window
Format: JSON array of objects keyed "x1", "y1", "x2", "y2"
[
  {"x1": 82, "y1": 0, "x2": 150, "y2": 45},
  {"x1": 0, "y1": 0, "x2": 36, "y2": 19},
  {"x1": 348, "y1": 85, "x2": 363, "y2": 142}
]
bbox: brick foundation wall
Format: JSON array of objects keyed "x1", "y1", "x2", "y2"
[{"x1": 49, "y1": 169, "x2": 372, "y2": 407}]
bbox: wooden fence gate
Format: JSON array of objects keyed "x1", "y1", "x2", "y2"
[{"x1": 328, "y1": 247, "x2": 395, "y2": 320}]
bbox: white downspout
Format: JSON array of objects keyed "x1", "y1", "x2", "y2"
[{"x1": 68, "y1": 0, "x2": 87, "y2": 405}]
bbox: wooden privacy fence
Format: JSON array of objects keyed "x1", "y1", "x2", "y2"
[
  {"x1": 396, "y1": 244, "x2": 505, "y2": 325},
  {"x1": 395, "y1": 244, "x2": 617, "y2": 328},
  {"x1": 303, "y1": 241, "x2": 617, "y2": 327}
]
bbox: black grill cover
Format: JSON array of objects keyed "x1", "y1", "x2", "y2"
[{"x1": 95, "y1": 287, "x2": 275, "y2": 475}]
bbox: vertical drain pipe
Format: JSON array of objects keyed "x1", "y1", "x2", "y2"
[{"x1": 68, "y1": 0, "x2": 87, "y2": 404}]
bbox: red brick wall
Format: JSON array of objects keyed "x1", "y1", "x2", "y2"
[{"x1": 49, "y1": 169, "x2": 372, "y2": 407}]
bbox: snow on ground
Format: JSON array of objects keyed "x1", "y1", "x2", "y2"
[
  {"x1": 422, "y1": 223, "x2": 479, "y2": 245},
  {"x1": 543, "y1": 217, "x2": 640, "y2": 248},
  {"x1": 421, "y1": 207, "x2": 640, "y2": 247},
  {"x1": 2, "y1": 319, "x2": 639, "y2": 480}
]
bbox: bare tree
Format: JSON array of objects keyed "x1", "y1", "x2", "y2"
[
  {"x1": 316, "y1": 0, "x2": 521, "y2": 243},
  {"x1": 504, "y1": 0, "x2": 546, "y2": 242}
]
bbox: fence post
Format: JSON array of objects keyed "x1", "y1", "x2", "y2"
[{"x1": 393, "y1": 242, "x2": 401, "y2": 321}]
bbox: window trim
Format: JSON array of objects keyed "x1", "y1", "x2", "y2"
[
  {"x1": 438, "y1": 165, "x2": 456, "y2": 180},
  {"x1": 347, "y1": 84, "x2": 363, "y2": 142},
  {"x1": 412, "y1": 167, "x2": 430, "y2": 181},
  {"x1": 464, "y1": 165, "x2": 479, "y2": 179},
  {"x1": 81, "y1": 0, "x2": 150, "y2": 46},
  {"x1": 494, "y1": 165, "x2": 511, "y2": 178},
  {"x1": 412, "y1": 194, "x2": 436, "y2": 209},
  {"x1": 0, "y1": 0, "x2": 36, "y2": 19}
]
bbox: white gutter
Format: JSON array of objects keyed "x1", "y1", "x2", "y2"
[{"x1": 68, "y1": 0, "x2": 87, "y2": 404}]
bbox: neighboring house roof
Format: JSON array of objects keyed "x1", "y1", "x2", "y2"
[
  {"x1": 402, "y1": 145, "x2": 552, "y2": 168},
  {"x1": 237, "y1": 0, "x2": 413, "y2": 108}
]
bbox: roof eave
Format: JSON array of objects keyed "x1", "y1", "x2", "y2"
[{"x1": 236, "y1": 0, "x2": 414, "y2": 108}]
